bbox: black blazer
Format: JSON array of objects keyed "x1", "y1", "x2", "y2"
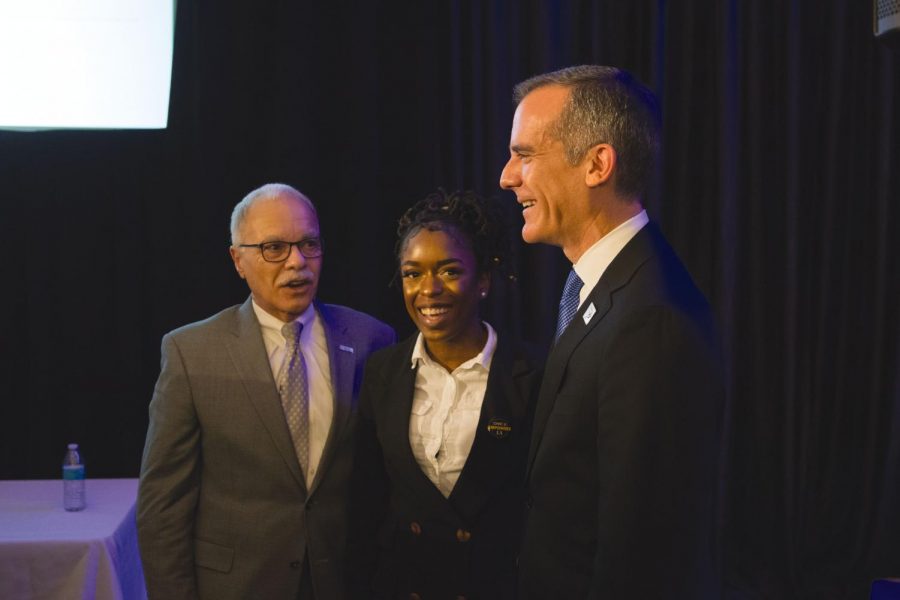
[
  {"x1": 350, "y1": 331, "x2": 542, "y2": 600},
  {"x1": 518, "y1": 223, "x2": 724, "y2": 599}
]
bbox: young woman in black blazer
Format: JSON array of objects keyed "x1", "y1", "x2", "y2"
[{"x1": 349, "y1": 190, "x2": 542, "y2": 600}]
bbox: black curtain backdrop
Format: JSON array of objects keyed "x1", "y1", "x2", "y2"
[{"x1": 0, "y1": 1, "x2": 897, "y2": 597}]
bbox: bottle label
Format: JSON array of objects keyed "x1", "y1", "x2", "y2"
[{"x1": 63, "y1": 465, "x2": 85, "y2": 480}]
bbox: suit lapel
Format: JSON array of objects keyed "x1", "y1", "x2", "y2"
[
  {"x1": 525, "y1": 224, "x2": 660, "y2": 474},
  {"x1": 450, "y1": 336, "x2": 533, "y2": 521},
  {"x1": 226, "y1": 297, "x2": 307, "y2": 492},
  {"x1": 380, "y1": 337, "x2": 452, "y2": 508},
  {"x1": 308, "y1": 302, "x2": 354, "y2": 495}
]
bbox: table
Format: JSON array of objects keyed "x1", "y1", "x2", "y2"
[{"x1": 0, "y1": 478, "x2": 146, "y2": 600}]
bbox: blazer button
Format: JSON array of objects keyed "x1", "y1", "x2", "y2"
[
  {"x1": 289, "y1": 560, "x2": 301, "y2": 570},
  {"x1": 524, "y1": 496, "x2": 533, "y2": 509},
  {"x1": 456, "y1": 529, "x2": 472, "y2": 543},
  {"x1": 410, "y1": 521, "x2": 422, "y2": 536}
]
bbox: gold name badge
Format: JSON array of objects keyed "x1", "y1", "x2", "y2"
[{"x1": 487, "y1": 418, "x2": 512, "y2": 439}]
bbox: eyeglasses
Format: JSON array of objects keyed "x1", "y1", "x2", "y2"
[{"x1": 238, "y1": 237, "x2": 323, "y2": 262}]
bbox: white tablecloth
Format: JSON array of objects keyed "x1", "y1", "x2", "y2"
[{"x1": 0, "y1": 478, "x2": 146, "y2": 600}]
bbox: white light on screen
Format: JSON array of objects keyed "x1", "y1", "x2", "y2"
[{"x1": 0, "y1": 0, "x2": 175, "y2": 130}]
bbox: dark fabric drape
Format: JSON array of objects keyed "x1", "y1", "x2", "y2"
[{"x1": 0, "y1": 1, "x2": 896, "y2": 597}]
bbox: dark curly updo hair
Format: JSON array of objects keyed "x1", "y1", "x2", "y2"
[{"x1": 396, "y1": 189, "x2": 514, "y2": 281}]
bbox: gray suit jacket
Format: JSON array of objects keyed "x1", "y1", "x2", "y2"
[{"x1": 137, "y1": 297, "x2": 395, "y2": 600}]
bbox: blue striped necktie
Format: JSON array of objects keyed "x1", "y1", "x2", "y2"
[{"x1": 554, "y1": 268, "x2": 583, "y2": 342}]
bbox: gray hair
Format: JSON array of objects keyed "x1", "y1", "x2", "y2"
[
  {"x1": 229, "y1": 183, "x2": 317, "y2": 245},
  {"x1": 513, "y1": 65, "x2": 661, "y2": 199}
]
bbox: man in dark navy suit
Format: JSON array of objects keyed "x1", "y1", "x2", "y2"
[{"x1": 500, "y1": 65, "x2": 724, "y2": 599}]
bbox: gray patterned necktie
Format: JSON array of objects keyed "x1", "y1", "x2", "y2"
[
  {"x1": 554, "y1": 268, "x2": 584, "y2": 342},
  {"x1": 280, "y1": 321, "x2": 310, "y2": 476}
]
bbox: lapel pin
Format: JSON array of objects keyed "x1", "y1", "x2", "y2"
[
  {"x1": 582, "y1": 302, "x2": 597, "y2": 325},
  {"x1": 486, "y1": 417, "x2": 512, "y2": 439},
  {"x1": 339, "y1": 345, "x2": 354, "y2": 353}
]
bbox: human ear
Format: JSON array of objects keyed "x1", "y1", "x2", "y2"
[
  {"x1": 229, "y1": 246, "x2": 247, "y2": 279},
  {"x1": 585, "y1": 143, "x2": 616, "y2": 188},
  {"x1": 478, "y1": 271, "x2": 491, "y2": 298}
]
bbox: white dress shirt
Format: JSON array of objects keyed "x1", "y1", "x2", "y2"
[
  {"x1": 573, "y1": 209, "x2": 649, "y2": 307},
  {"x1": 408, "y1": 322, "x2": 497, "y2": 498},
  {"x1": 253, "y1": 300, "x2": 333, "y2": 487}
]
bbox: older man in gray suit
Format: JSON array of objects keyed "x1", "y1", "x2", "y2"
[{"x1": 137, "y1": 183, "x2": 395, "y2": 600}]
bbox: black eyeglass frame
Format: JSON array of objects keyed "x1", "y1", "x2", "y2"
[{"x1": 237, "y1": 237, "x2": 324, "y2": 262}]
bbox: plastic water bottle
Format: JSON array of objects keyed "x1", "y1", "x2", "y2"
[{"x1": 63, "y1": 443, "x2": 86, "y2": 511}]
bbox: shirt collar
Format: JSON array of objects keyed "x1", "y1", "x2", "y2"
[
  {"x1": 252, "y1": 299, "x2": 316, "y2": 344},
  {"x1": 572, "y1": 209, "x2": 649, "y2": 305},
  {"x1": 410, "y1": 321, "x2": 497, "y2": 372}
]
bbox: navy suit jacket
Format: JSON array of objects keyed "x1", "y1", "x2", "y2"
[
  {"x1": 350, "y1": 331, "x2": 542, "y2": 599},
  {"x1": 518, "y1": 223, "x2": 724, "y2": 599}
]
